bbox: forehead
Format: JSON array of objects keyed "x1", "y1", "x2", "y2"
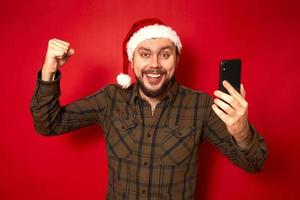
[{"x1": 136, "y1": 38, "x2": 176, "y2": 52}]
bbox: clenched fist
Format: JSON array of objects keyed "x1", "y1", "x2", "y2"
[{"x1": 42, "y1": 39, "x2": 75, "y2": 81}]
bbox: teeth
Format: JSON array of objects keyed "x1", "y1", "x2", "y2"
[{"x1": 147, "y1": 74, "x2": 161, "y2": 78}]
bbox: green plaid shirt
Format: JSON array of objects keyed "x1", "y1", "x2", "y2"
[{"x1": 30, "y1": 71, "x2": 267, "y2": 200}]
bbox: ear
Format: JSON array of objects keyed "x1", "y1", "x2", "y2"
[
  {"x1": 129, "y1": 61, "x2": 133, "y2": 69},
  {"x1": 176, "y1": 54, "x2": 180, "y2": 65}
]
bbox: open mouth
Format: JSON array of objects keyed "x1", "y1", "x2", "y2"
[
  {"x1": 141, "y1": 68, "x2": 167, "y2": 86},
  {"x1": 147, "y1": 73, "x2": 161, "y2": 78},
  {"x1": 144, "y1": 73, "x2": 165, "y2": 85}
]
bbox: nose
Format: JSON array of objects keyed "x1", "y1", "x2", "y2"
[{"x1": 150, "y1": 55, "x2": 160, "y2": 68}]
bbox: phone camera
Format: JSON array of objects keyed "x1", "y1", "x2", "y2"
[{"x1": 222, "y1": 63, "x2": 227, "y2": 71}]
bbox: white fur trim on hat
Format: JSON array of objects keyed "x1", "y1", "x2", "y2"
[
  {"x1": 126, "y1": 24, "x2": 182, "y2": 61},
  {"x1": 116, "y1": 73, "x2": 132, "y2": 89}
]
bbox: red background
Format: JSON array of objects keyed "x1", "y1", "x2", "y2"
[{"x1": 1, "y1": 0, "x2": 299, "y2": 199}]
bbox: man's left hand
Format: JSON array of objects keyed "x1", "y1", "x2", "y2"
[{"x1": 212, "y1": 80, "x2": 252, "y2": 149}]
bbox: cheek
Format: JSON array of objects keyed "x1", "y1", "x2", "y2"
[
  {"x1": 164, "y1": 61, "x2": 177, "y2": 75},
  {"x1": 168, "y1": 67, "x2": 176, "y2": 78},
  {"x1": 132, "y1": 63, "x2": 144, "y2": 77},
  {"x1": 133, "y1": 58, "x2": 149, "y2": 70},
  {"x1": 133, "y1": 66, "x2": 141, "y2": 78}
]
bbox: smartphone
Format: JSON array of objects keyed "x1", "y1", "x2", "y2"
[{"x1": 219, "y1": 59, "x2": 241, "y2": 94}]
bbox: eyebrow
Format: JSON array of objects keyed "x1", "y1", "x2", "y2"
[{"x1": 137, "y1": 45, "x2": 174, "y2": 52}]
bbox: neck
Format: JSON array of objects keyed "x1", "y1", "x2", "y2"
[
  {"x1": 137, "y1": 78, "x2": 174, "y2": 115},
  {"x1": 139, "y1": 89, "x2": 161, "y2": 115}
]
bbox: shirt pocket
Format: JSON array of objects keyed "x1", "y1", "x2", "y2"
[
  {"x1": 106, "y1": 117, "x2": 137, "y2": 160},
  {"x1": 160, "y1": 125, "x2": 196, "y2": 166}
]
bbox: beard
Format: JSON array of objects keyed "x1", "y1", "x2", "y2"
[{"x1": 136, "y1": 68, "x2": 174, "y2": 98}]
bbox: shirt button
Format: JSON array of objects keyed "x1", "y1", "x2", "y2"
[
  {"x1": 143, "y1": 161, "x2": 148, "y2": 166},
  {"x1": 142, "y1": 189, "x2": 146, "y2": 194},
  {"x1": 147, "y1": 133, "x2": 151, "y2": 137}
]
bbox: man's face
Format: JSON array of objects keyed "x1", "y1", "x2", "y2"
[{"x1": 131, "y1": 38, "x2": 178, "y2": 98}]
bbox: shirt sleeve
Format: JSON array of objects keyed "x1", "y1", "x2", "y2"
[
  {"x1": 203, "y1": 96, "x2": 268, "y2": 173},
  {"x1": 30, "y1": 70, "x2": 108, "y2": 136}
]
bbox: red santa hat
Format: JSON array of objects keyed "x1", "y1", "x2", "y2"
[{"x1": 117, "y1": 18, "x2": 182, "y2": 88}]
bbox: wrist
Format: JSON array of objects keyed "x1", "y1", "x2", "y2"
[
  {"x1": 233, "y1": 125, "x2": 252, "y2": 149},
  {"x1": 41, "y1": 68, "x2": 56, "y2": 81}
]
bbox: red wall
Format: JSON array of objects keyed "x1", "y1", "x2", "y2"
[{"x1": 1, "y1": 0, "x2": 299, "y2": 199}]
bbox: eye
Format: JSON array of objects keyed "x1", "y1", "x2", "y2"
[
  {"x1": 140, "y1": 52, "x2": 150, "y2": 58},
  {"x1": 160, "y1": 52, "x2": 170, "y2": 59}
]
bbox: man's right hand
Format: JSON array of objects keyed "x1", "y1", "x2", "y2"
[{"x1": 41, "y1": 39, "x2": 75, "y2": 81}]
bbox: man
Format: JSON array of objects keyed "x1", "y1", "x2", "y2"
[{"x1": 30, "y1": 18, "x2": 267, "y2": 199}]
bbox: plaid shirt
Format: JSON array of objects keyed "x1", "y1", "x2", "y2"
[{"x1": 30, "y1": 71, "x2": 267, "y2": 200}]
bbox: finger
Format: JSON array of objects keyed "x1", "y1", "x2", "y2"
[
  {"x1": 213, "y1": 98, "x2": 235, "y2": 115},
  {"x1": 49, "y1": 39, "x2": 69, "y2": 48},
  {"x1": 212, "y1": 104, "x2": 233, "y2": 126},
  {"x1": 240, "y1": 84, "x2": 246, "y2": 99},
  {"x1": 67, "y1": 48, "x2": 75, "y2": 57},
  {"x1": 49, "y1": 42, "x2": 68, "y2": 54},
  {"x1": 223, "y1": 80, "x2": 247, "y2": 106},
  {"x1": 52, "y1": 49, "x2": 67, "y2": 59},
  {"x1": 51, "y1": 41, "x2": 69, "y2": 51},
  {"x1": 223, "y1": 80, "x2": 242, "y2": 98},
  {"x1": 52, "y1": 38, "x2": 70, "y2": 46},
  {"x1": 51, "y1": 40, "x2": 73, "y2": 56},
  {"x1": 214, "y1": 90, "x2": 240, "y2": 109},
  {"x1": 237, "y1": 83, "x2": 248, "y2": 108}
]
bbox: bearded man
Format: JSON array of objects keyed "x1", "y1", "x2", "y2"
[{"x1": 30, "y1": 18, "x2": 267, "y2": 200}]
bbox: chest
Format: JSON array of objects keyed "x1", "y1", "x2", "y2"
[{"x1": 103, "y1": 101, "x2": 205, "y2": 166}]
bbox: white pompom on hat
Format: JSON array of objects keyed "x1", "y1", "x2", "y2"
[{"x1": 116, "y1": 18, "x2": 182, "y2": 89}]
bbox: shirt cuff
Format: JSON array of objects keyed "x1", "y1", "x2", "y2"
[
  {"x1": 231, "y1": 124, "x2": 258, "y2": 155},
  {"x1": 36, "y1": 70, "x2": 61, "y2": 95}
]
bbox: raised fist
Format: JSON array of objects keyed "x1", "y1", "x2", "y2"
[{"x1": 42, "y1": 39, "x2": 75, "y2": 81}]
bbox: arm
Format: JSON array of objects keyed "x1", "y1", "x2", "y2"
[
  {"x1": 30, "y1": 39, "x2": 108, "y2": 136},
  {"x1": 30, "y1": 70, "x2": 108, "y2": 136},
  {"x1": 203, "y1": 82, "x2": 268, "y2": 172}
]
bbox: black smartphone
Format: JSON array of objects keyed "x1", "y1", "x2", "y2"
[{"x1": 219, "y1": 59, "x2": 241, "y2": 94}]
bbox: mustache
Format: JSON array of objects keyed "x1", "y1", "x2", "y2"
[{"x1": 142, "y1": 68, "x2": 167, "y2": 74}]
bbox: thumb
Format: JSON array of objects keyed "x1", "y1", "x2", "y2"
[
  {"x1": 240, "y1": 84, "x2": 246, "y2": 99},
  {"x1": 67, "y1": 48, "x2": 75, "y2": 57}
]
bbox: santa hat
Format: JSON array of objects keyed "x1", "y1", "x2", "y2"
[{"x1": 116, "y1": 18, "x2": 182, "y2": 89}]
